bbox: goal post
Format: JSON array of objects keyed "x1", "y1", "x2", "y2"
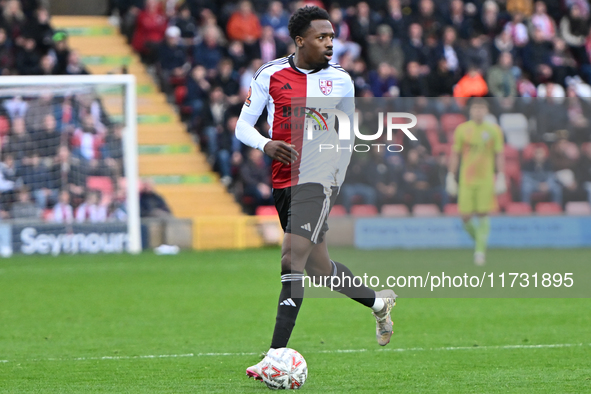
[{"x1": 0, "y1": 74, "x2": 141, "y2": 254}]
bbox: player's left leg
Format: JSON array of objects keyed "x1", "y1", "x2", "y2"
[
  {"x1": 473, "y1": 184, "x2": 496, "y2": 265},
  {"x1": 305, "y1": 233, "x2": 397, "y2": 346}
]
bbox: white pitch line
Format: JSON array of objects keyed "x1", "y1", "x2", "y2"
[{"x1": 1, "y1": 343, "x2": 588, "y2": 364}]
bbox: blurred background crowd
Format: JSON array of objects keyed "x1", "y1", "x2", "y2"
[{"x1": 111, "y1": 0, "x2": 591, "y2": 214}]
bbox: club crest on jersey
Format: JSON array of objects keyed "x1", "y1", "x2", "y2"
[{"x1": 319, "y1": 80, "x2": 333, "y2": 95}]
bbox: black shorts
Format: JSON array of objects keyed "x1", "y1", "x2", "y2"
[{"x1": 273, "y1": 183, "x2": 339, "y2": 244}]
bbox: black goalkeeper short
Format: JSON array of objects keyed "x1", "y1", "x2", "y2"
[{"x1": 272, "y1": 183, "x2": 339, "y2": 244}]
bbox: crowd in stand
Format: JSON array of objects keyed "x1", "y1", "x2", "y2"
[{"x1": 116, "y1": 0, "x2": 591, "y2": 213}]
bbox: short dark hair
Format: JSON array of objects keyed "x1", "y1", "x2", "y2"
[{"x1": 288, "y1": 6, "x2": 330, "y2": 42}]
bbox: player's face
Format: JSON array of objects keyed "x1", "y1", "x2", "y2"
[
  {"x1": 299, "y1": 19, "x2": 334, "y2": 68},
  {"x1": 470, "y1": 104, "x2": 488, "y2": 123}
]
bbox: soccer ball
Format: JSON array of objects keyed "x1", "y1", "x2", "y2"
[{"x1": 260, "y1": 348, "x2": 307, "y2": 390}]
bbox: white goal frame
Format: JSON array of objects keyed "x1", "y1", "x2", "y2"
[{"x1": 0, "y1": 74, "x2": 141, "y2": 254}]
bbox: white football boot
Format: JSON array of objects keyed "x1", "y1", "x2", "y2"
[
  {"x1": 474, "y1": 252, "x2": 486, "y2": 266},
  {"x1": 246, "y1": 353, "x2": 268, "y2": 381},
  {"x1": 372, "y1": 289, "x2": 398, "y2": 346}
]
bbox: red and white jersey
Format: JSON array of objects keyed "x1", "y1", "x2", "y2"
[
  {"x1": 52, "y1": 203, "x2": 73, "y2": 223},
  {"x1": 242, "y1": 54, "x2": 355, "y2": 189},
  {"x1": 75, "y1": 203, "x2": 107, "y2": 223}
]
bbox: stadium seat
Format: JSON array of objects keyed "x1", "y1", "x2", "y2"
[
  {"x1": 535, "y1": 202, "x2": 562, "y2": 215},
  {"x1": 416, "y1": 114, "x2": 438, "y2": 132},
  {"x1": 255, "y1": 206, "x2": 277, "y2": 216},
  {"x1": 522, "y1": 143, "x2": 549, "y2": 161},
  {"x1": 505, "y1": 202, "x2": 532, "y2": 216},
  {"x1": 329, "y1": 205, "x2": 347, "y2": 217},
  {"x1": 412, "y1": 204, "x2": 440, "y2": 217},
  {"x1": 484, "y1": 113, "x2": 498, "y2": 124},
  {"x1": 381, "y1": 204, "x2": 409, "y2": 217},
  {"x1": 443, "y1": 203, "x2": 459, "y2": 216},
  {"x1": 565, "y1": 202, "x2": 591, "y2": 216},
  {"x1": 350, "y1": 204, "x2": 378, "y2": 217},
  {"x1": 500, "y1": 113, "x2": 529, "y2": 150},
  {"x1": 174, "y1": 85, "x2": 187, "y2": 106},
  {"x1": 87, "y1": 176, "x2": 114, "y2": 195},
  {"x1": 440, "y1": 113, "x2": 466, "y2": 137},
  {"x1": 0, "y1": 116, "x2": 9, "y2": 138}
]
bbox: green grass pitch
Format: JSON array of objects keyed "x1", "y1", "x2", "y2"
[{"x1": 1, "y1": 248, "x2": 590, "y2": 393}]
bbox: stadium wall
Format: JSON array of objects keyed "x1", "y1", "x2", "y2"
[{"x1": 349, "y1": 216, "x2": 591, "y2": 249}]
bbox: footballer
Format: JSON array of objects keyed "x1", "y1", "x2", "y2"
[
  {"x1": 235, "y1": 6, "x2": 397, "y2": 383},
  {"x1": 446, "y1": 98, "x2": 507, "y2": 265}
]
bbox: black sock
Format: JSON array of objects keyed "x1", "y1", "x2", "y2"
[
  {"x1": 330, "y1": 261, "x2": 376, "y2": 308},
  {"x1": 270, "y1": 270, "x2": 304, "y2": 349}
]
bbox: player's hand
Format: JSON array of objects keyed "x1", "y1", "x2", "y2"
[
  {"x1": 263, "y1": 140, "x2": 298, "y2": 165},
  {"x1": 445, "y1": 172, "x2": 458, "y2": 197},
  {"x1": 495, "y1": 173, "x2": 507, "y2": 195}
]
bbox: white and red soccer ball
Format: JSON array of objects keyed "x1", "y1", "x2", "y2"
[{"x1": 260, "y1": 348, "x2": 308, "y2": 390}]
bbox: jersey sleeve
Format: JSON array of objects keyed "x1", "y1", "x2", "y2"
[
  {"x1": 493, "y1": 125, "x2": 504, "y2": 153},
  {"x1": 241, "y1": 73, "x2": 269, "y2": 118},
  {"x1": 452, "y1": 124, "x2": 464, "y2": 153}
]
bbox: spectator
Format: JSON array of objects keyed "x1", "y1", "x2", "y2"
[
  {"x1": 347, "y1": 2, "x2": 380, "y2": 54},
  {"x1": 367, "y1": 24, "x2": 404, "y2": 76},
  {"x1": 428, "y1": 58, "x2": 455, "y2": 96},
  {"x1": 329, "y1": 6, "x2": 361, "y2": 64},
  {"x1": 401, "y1": 148, "x2": 432, "y2": 206},
  {"x1": 49, "y1": 30, "x2": 69, "y2": 75},
  {"x1": 23, "y1": 7, "x2": 53, "y2": 54},
  {"x1": 402, "y1": 23, "x2": 429, "y2": 68},
  {"x1": 247, "y1": 25, "x2": 287, "y2": 65},
  {"x1": 260, "y1": 1, "x2": 289, "y2": 42},
  {"x1": 453, "y1": 65, "x2": 488, "y2": 98},
  {"x1": 185, "y1": 65, "x2": 211, "y2": 124},
  {"x1": 464, "y1": 35, "x2": 491, "y2": 73},
  {"x1": 2, "y1": 0, "x2": 26, "y2": 43},
  {"x1": 15, "y1": 35, "x2": 41, "y2": 75},
  {"x1": 523, "y1": 27, "x2": 553, "y2": 84},
  {"x1": 550, "y1": 37, "x2": 578, "y2": 84},
  {"x1": 49, "y1": 145, "x2": 87, "y2": 201},
  {"x1": 565, "y1": 86, "x2": 591, "y2": 143},
  {"x1": 33, "y1": 114, "x2": 62, "y2": 159},
  {"x1": 39, "y1": 54, "x2": 55, "y2": 75},
  {"x1": 521, "y1": 146, "x2": 562, "y2": 204},
  {"x1": 65, "y1": 51, "x2": 89, "y2": 75},
  {"x1": 412, "y1": 0, "x2": 443, "y2": 38},
  {"x1": 52, "y1": 189, "x2": 74, "y2": 223},
  {"x1": 226, "y1": 0, "x2": 262, "y2": 44},
  {"x1": 340, "y1": 153, "x2": 378, "y2": 212},
  {"x1": 369, "y1": 62, "x2": 398, "y2": 97},
  {"x1": 5, "y1": 117, "x2": 35, "y2": 161},
  {"x1": 0, "y1": 27, "x2": 14, "y2": 75},
  {"x1": 372, "y1": 150, "x2": 402, "y2": 209},
  {"x1": 17, "y1": 152, "x2": 53, "y2": 209},
  {"x1": 487, "y1": 51, "x2": 517, "y2": 97},
  {"x1": 240, "y1": 148, "x2": 273, "y2": 206},
  {"x1": 101, "y1": 123, "x2": 124, "y2": 177},
  {"x1": 477, "y1": 0, "x2": 504, "y2": 40},
  {"x1": 71, "y1": 115, "x2": 104, "y2": 162},
  {"x1": 215, "y1": 115, "x2": 242, "y2": 186},
  {"x1": 437, "y1": 26, "x2": 464, "y2": 78},
  {"x1": 399, "y1": 61, "x2": 429, "y2": 97},
  {"x1": 193, "y1": 26, "x2": 223, "y2": 73},
  {"x1": 559, "y1": 3, "x2": 590, "y2": 67},
  {"x1": 504, "y1": 12, "x2": 530, "y2": 48},
  {"x1": 11, "y1": 187, "x2": 41, "y2": 220},
  {"x1": 529, "y1": 1, "x2": 556, "y2": 41},
  {"x1": 139, "y1": 179, "x2": 172, "y2": 218},
  {"x1": 157, "y1": 25, "x2": 189, "y2": 94},
  {"x1": 75, "y1": 191, "x2": 107, "y2": 223},
  {"x1": 383, "y1": 0, "x2": 406, "y2": 39},
  {"x1": 170, "y1": 4, "x2": 198, "y2": 46},
  {"x1": 227, "y1": 40, "x2": 249, "y2": 73},
  {"x1": 131, "y1": 0, "x2": 167, "y2": 64}
]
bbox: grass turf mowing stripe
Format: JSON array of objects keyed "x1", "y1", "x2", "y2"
[{"x1": 2, "y1": 343, "x2": 588, "y2": 363}]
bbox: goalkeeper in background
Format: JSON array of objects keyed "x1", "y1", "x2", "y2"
[{"x1": 446, "y1": 98, "x2": 506, "y2": 265}]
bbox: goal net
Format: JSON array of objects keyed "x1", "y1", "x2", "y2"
[{"x1": 0, "y1": 75, "x2": 140, "y2": 256}]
